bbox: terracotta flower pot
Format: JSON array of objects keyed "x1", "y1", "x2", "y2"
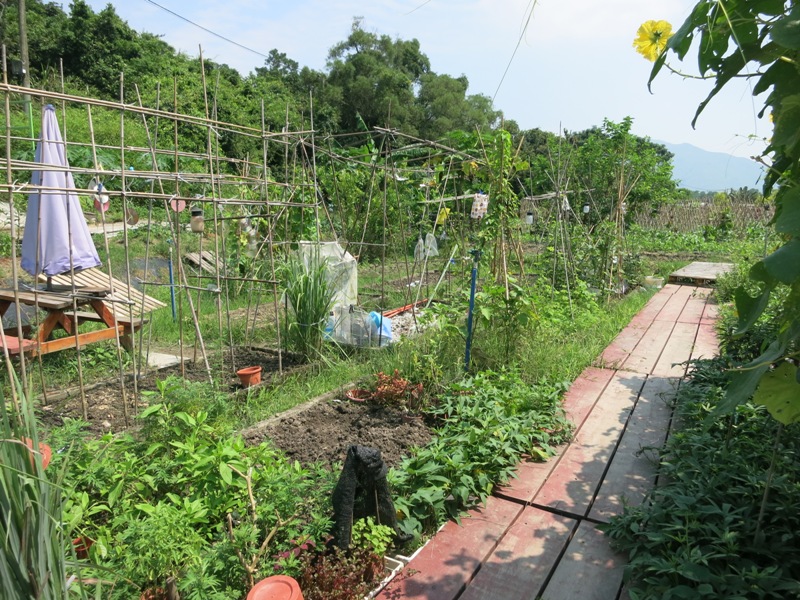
[
  {"x1": 22, "y1": 438, "x2": 52, "y2": 470},
  {"x1": 402, "y1": 413, "x2": 424, "y2": 425},
  {"x1": 345, "y1": 388, "x2": 373, "y2": 403},
  {"x1": 247, "y1": 575, "x2": 303, "y2": 600},
  {"x1": 72, "y1": 536, "x2": 94, "y2": 559},
  {"x1": 237, "y1": 366, "x2": 262, "y2": 388}
]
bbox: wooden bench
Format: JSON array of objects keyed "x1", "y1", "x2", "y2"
[
  {"x1": 0, "y1": 333, "x2": 38, "y2": 355},
  {"x1": 60, "y1": 310, "x2": 145, "y2": 328}
]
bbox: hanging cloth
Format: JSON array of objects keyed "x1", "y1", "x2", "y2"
[{"x1": 470, "y1": 193, "x2": 489, "y2": 219}]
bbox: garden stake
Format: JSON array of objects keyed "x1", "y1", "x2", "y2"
[
  {"x1": 167, "y1": 243, "x2": 176, "y2": 321},
  {"x1": 464, "y1": 249, "x2": 481, "y2": 372}
]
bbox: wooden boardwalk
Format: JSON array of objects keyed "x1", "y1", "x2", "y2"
[
  {"x1": 378, "y1": 284, "x2": 719, "y2": 600},
  {"x1": 668, "y1": 261, "x2": 733, "y2": 285}
]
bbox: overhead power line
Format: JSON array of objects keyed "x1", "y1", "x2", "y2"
[
  {"x1": 141, "y1": 0, "x2": 271, "y2": 60},
  {"x1": 493, "y1": 0, "x2": 537, "y2": 102}
]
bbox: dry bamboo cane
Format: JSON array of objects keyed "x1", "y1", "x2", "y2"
[
  {"x1": 86, "y1": 103, "x2": 128, "y2": 426},
  {"x1": 1, "y1": 46, "x2": 23, "y2": 410},
  {"x1": 262, "y1": 100, "x2": 282, "y2": 373}
]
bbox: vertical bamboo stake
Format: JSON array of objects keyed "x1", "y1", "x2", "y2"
[
  {"x1": 193, "y1": 47, "x2": 214, "y2": 363},
  {"x1": 133, "y1": 83, "x2": 161, "y2": 377},
  {"x1": 173, "y1": 78, "x2": 186, "y2": 378},
  {"x1": 262, "y1": 100, "x2": 282, "y2": 373},
  {"x1": 210, "y1": 70, "x2": 235, "y2": 372},
  {"x1": 1, "y1": 46, "x2": 23, "y2": 408},
  {"x1": 118, "y1": 73, "x2": 140, "y2": 410},
  {"x1": 86, "y1": 103, "x2": 129, "y2": 426}
]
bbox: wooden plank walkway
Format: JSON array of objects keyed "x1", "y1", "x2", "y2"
[
  {"x1": 378, "y1": 285, "x2": 720, "y2": 600},
  {"x1": 185, "y1": 251, "x2": 224, "y2": 275},
  {"x1": 668, "y1": 261, "x2": 733, "y2": 285}
]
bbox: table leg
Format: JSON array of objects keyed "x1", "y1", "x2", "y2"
[
  {"x1": 89, "y1": 299, "x2": 118, "y2": 328},
  {"x1": 90, "y1": 299, "x2": 135, "y2": 351},
  {"x1": 37, "y1": 310, "x2": 65, "y2": 344}
]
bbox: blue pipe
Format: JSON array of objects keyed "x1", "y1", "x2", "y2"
[{"x1": 464, "y1": 249, "x2": 481, "y2": 372}]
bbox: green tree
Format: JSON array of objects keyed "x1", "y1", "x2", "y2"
[
  {"x1": 569, "y1": 118, "x2": 676, "y2": 220},
  {"x1": 326, "y1": 18, "x2": 429, "y2": 135},
  {"x1": 416, "y1": 72, "x2": 500, "y2": 140}
]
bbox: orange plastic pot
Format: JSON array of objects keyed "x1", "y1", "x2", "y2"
[
  {"x1": 247, "y1": 575, "x2": 303, "y2": 600},
  {"x1": 236, "y1": 366, "x2": 262, "y2": 388}
]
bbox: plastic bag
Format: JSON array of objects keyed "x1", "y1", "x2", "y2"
[
  {"x1": 369, "y1": 311, "x2": 392, "y2": 346},
  {"x1": 424, "y1": 233, "x2": 439, "y2": 257},
  {"x1": 414, "y1": 236, "x2": 425, "y2": 261}
]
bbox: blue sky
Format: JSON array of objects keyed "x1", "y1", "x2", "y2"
[{"x1": 82, "y1": 0, "x2": 769, "y2": 158}]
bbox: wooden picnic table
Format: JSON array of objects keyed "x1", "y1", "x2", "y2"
[{"x1": 0, "y1": 287, "x2": 144, "y2": 356}]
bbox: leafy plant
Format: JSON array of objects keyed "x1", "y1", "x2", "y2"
[
  {"x1": 389, "y1": 370, "x2": 572, "y2": 535},
  {"x1": 280, "y1": 250, "x2": 338, "y2": 361},
  {"x1": 351, "y1": 517, "x2": 394, "y2": 557},
  {"x1": 296, "y1": 546, "x2": 384, "y2": 600},
  {"x1": 372, "y1": 370, "x2": 424, "y2": 412},
  {"x1": 116, "y1": 500, "x2": 207, "y2": 595},
  {"x1": 57, "y1": 396, "x2": 335, "y2": 597},
  {"x1": 0, "y1": 378, "x2": 95, "y2": 599}
]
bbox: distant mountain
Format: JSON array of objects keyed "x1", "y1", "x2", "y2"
[{"x1": 659, "y1": 142, "x2": 764, "y2": 192}]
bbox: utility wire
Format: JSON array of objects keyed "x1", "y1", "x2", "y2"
[
  {"x1": 141, "y1": 0, "x2": 270, "y2": 59},
  {"x1": 405, "y1": 0, "x2": 434, "y2": 16},
  {"x1": 492, "y1": 0, "x2": 537, "y2": 102}
]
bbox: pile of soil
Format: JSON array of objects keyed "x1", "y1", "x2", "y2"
[{"x1": 247, "y1": 398, "x2": 434, "y2": 470}]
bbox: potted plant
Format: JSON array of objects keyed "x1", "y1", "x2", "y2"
[{"x1": 372, "y1": 370, "x2": 425, "y2": 416}]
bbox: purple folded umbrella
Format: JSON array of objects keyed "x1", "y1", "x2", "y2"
[{"x1": 21, "y1": 104, "x2": 101, "y2": 278}]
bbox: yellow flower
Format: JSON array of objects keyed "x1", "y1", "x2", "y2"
[{"x1": 633, "y1": 20, "x2": 673, "y2": 62}]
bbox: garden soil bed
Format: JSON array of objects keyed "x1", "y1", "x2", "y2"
[
  {"x1": 38, "y1": 345, "x2": 304, "y2": 435},
  {"x1": 245, "y1": 398, "x2": 434, "y2": 470}
]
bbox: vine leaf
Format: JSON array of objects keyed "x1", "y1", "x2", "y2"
[
  {"x1": 712, "y1": 339, "x2": 785, "y2": 421},
  {"x1": 753, "y1": 362, "x2": 800, "y2": 424},
  {"x1": 713, "y1": 362, "x2": 770, "y2": 421},
  {"x1": 763, "y1": 238, "x2": 800, "y2": 284},
  {"x1": 770, "y1": 4, "x2": 800, "y2": 49},
  {"x1": 735, "y1": 286, "x2": 773, "y2": 334},
  {"x1": 775, "y1": 186, "x2": 800, "y2": 234}
]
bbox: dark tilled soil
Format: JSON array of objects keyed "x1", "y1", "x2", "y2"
[
  {"x1": 36, "y1": 346, "x2": 432, "y2": 472},
  {"x1": 247, "y1": 399, "x2": 433, "y2": 470},
  {"x1": 38, "y1": 346, "x2": 304, "y2": 435}
]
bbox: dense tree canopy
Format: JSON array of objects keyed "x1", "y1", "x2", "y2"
[{"x1": 1, "y1": 0, "x2": 679, "y2": 218}]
